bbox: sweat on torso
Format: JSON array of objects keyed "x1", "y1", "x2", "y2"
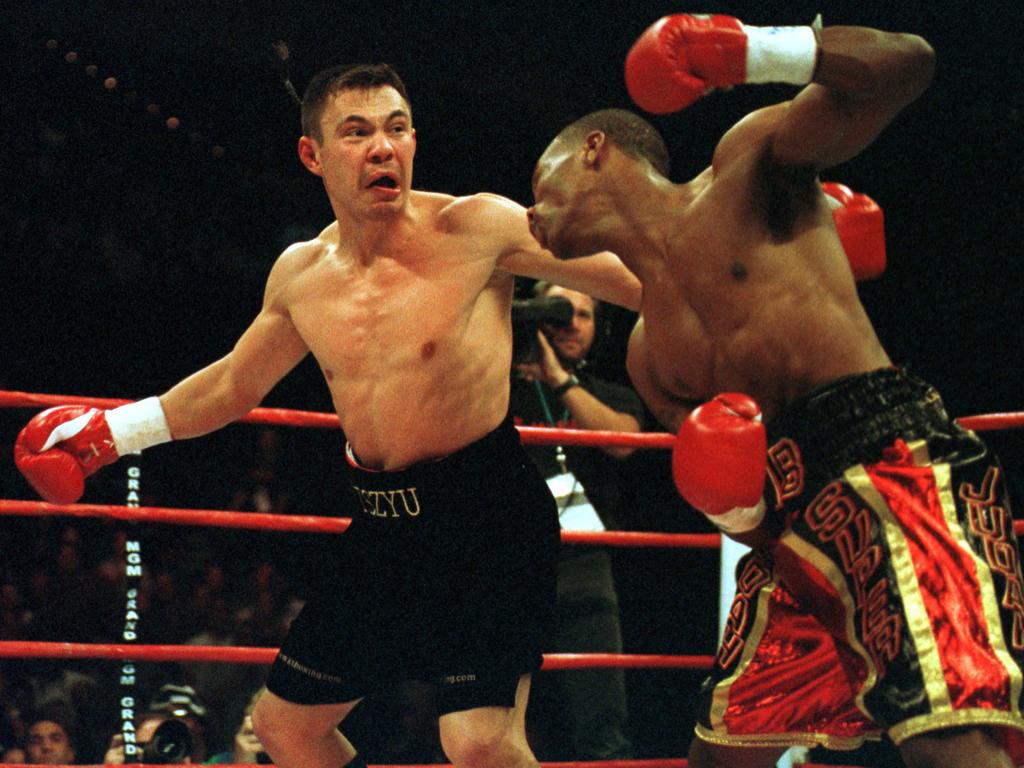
[
  {"x1": 284, "y1": 220, "x2": 518, "y2": 470},
  {"x1": 627, "y1": 155, "x2": 891, "y2": 428}
]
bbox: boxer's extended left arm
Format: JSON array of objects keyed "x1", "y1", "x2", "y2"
[
  {"x1": 672, "y1": 393, "x2": 770, "y2": 544},
  {"x1": 477, "y1": 194, "x2": 642, "y2": 311},
  {"x1": 159, "y1": 303, "x2": 308, "y2": 440},
  {"x1": 626, "y1": 14, "x2": 935, "y2": 169},
  {"x1": 15, "y1": 255, "x2": 309, "y2": 504}
]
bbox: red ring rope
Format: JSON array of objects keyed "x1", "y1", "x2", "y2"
[
  {"x1": 0, "y1": 641, "x2": 714, "y2": 670},
  {"x1": 5, "y1": 498, "x2": 1024, "y2": 540},
  {"x1": 0, "y1": 762, "x2": 871, "y2": 768},
  {"x1": 0, "y1": 761, "x2": 868, "y2": 767},
  {"x1": 0, "y1": 500, "x2": 724, "y2": 548},
  {"x1": 2, "y1": 391, "x2": 1022, "y2": 447}
]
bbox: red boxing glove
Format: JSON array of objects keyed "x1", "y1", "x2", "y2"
[
  {"x1": 822, "y1": 182, "x2": 886, "y2": 281},
  {"x1": 14, "y1": 406, "x2": 120, "y2": 504},
  {"x1": 672, "y1": 393, "x2": 767, "y2": 532},
  {"x1": 14, "y1": 398, "x2": 171, "y2": 504},
  {"x1": 625, "y1": 14, "x2": 819, "y2": 114}
]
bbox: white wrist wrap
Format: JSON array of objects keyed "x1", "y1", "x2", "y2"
[
  {"x1": 708, "y1": 498, "x2": 766, "y2": 534},
  {"x1": 107, "y1": 397, "x2": 172, "y2": 456},
  {"x1": 743, "y1": 25, "x2": 819, "y2": 84}
]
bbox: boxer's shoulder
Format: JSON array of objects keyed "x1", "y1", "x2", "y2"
[
  {"x1": 437, "y1": 192, "x2": 523, "y2": 233},
  {"x1": 257, "y1": 236, "x2": 332, "y2": 310},
  {"x1": 271, "y1": 237, "x2": 324, "y2": 283}
]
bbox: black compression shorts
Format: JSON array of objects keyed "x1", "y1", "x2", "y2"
[{"x1": 266, "y1": 415, "x2": 560, "y2": 715}]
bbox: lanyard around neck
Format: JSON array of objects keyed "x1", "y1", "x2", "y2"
[{"x1": 533, "y1": 379, "x2": 569, "y2": 471}]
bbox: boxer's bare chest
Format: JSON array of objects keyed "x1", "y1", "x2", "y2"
[{"x1": 285, "y1": 233, "x2": 499, "y2": 379}]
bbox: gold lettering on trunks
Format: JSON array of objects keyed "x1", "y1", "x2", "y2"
[
  {"x1": 717, "y1": 556, "x2": 773, "y2": 669},
  {"x1": 961, "y1": 466, "x2": 1024, "y2": 650},
  {"x1": 352, "y1": 486, "x2": 422, "y2": 518},
  {"x1": 805, "y1": 482, "x2": 902, "y2": 668},
  {"x1": 767, "y1": 438, "x2": 805, "y2": 509}
]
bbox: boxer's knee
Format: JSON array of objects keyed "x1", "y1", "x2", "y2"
[
  {"x1": 250, "y1": 692, "x2": 298, "y2": 751},
  {"x1": 251, "y1": 690, "x2": 355, "y2": 753},
  {"x1": 439, "y1": 708, "x2": 536, "y2": 768}
]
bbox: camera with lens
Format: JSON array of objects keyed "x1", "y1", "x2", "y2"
[
  {"x1": 142, "y1": 719, "x2": 194, "y2": 764},
  {"x1": 511, "y1": 295, "x2": 573, "y2": 365}
]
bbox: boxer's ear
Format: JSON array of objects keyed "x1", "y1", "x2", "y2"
[
  {"x1": 582, "y1": 130, "x2": 608, "y2": 169},
  {"x1": 298, "y1": 135, "x2": 323, "y2": 176}
]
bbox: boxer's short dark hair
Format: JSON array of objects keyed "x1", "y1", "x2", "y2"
[
  {"x1": 558, "y1": 108, "x2": 670, "y2": 177},
  {"x1": 302, "y1": 63, "x2": 412, "y2": 142}
]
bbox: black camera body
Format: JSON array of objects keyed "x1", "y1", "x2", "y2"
[
  {"x1": 511, "y1": 296, "x2": 573, "y2": 365},
  {"x1": 142, "y1": 719, "x2": 193, "y2": 764}
]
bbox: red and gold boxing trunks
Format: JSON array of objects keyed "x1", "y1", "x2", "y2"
[{"x1": 697, "y1": 368, "x2": 1024, "y2": 755}]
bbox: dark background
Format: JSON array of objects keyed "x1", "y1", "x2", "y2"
[{"x1": 2, "y1": 0, "x2": 1023, "y2": 761}]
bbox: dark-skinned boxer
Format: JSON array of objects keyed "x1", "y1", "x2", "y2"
[{"x1": 529, "y1": 13, "x2": 1024, "y2": 768}]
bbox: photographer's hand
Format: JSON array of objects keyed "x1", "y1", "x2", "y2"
[
  {"x1": 103, "y1": 733, "x2": 126, "y2": 765},
  {"x1": 514, "y1": 331, "x2": 569, "y2": 386},
  {"x1": 535, "y1": 331, "x2": 574, "y2": 388},
  {"x1": 233, "y1": 714, "x2": 266, "y2": 762},
  {"x1": 514, "y1": 359, "x2": 542, "y2": 384}
]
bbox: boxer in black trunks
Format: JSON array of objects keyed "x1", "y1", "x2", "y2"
[
  {"x1": 268, "y1": 417, "x2": 559, "y2": 717},
  {"x1": 14, "y1": 63, "x2": 641, "y2": 768}
]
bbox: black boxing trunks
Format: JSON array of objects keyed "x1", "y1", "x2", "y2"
[
  {"x1": 266, "y1": 415, "x2": 559, "y2": 715},
  {"x1": 697, "y1": 368, "x2": 1024, "y2": 756}
]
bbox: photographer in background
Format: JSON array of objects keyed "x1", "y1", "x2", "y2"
[
  {"x1": 510, "y1": 281, "x2": 643, "y2": 761},
  {"x1": 206, "y1": 688, "x2": 271, "y2": 764},
  {"x1": 103, "y1": 684, "x2": 209, "y2": 764}
]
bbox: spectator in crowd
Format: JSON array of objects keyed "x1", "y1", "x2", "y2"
[
  {"x1": 0, "y1": 676, "x2": 26, "y2": 761},
  {"x1": 182, "y1": 595, "x2": 267, "y2": 755},
  {"x1": 229, "y1": 429, "x2": 294, "y2": 515},
  {"x1": 24, "y1": 524, "x2": 120, "y2": 645},
  {"x1": 0, "y1": 744, "x2": 27, "y2": 763},
  {"x1": 20, "y1": 703, "x2": 79, "y2": 765}
]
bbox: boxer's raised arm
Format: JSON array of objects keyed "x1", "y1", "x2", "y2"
[
  {"x1": 625, "y1": 14, "x2": 934, "y2": 170},
  {"x1": 771, "y1": 25, "x2": 934, "y2": 169}
]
